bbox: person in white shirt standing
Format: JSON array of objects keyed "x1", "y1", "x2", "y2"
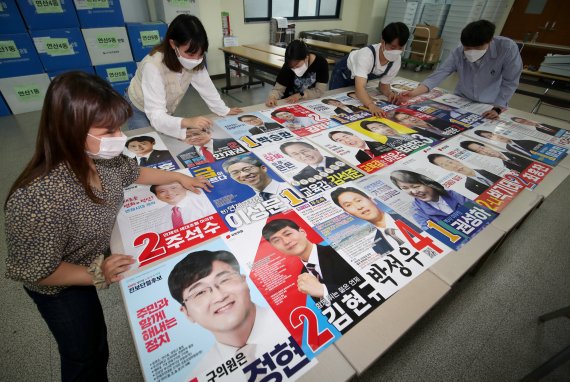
[
  {"x1": 126, "y1": 15, "x2": 241, "y2": 139},
  {"x1": 329, "y1": 22, "x2": 410, "y2": 117}
]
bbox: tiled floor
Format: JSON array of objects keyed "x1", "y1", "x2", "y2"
[{"x1": 1, "y1": 68, "x2": 569, "y2": 381}]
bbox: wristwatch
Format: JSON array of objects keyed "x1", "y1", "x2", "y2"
[{"x1": 492, "y1": 106, "x2": 502, "y2": 114}]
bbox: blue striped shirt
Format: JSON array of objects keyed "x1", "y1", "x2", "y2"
[{"x1": 422, "y1": 36, "x2": 523, "y2": 107}]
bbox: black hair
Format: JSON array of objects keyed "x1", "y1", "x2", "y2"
[
  {"x1": 125, "y1": 135, "x2": 155, "y2": 147},
  {"x1": 151, "y1": 14, "x2": 208, "y2": 72},
  {"x1": 280, "y1": 141, "x2": 316, "y2": 155},
  {"x1": 459, "y1": 140, "x2": 484, "y2": 151},
  {"x1": 271, "y1": 108, "x2": 291, "y2": 118},
  {"x1": 330, "y1": 186, "x2": 369, "y2": 208},
  {"x1": 360, "y1": 120, "x2": 392, "y2": 132},
  {"x1": 427, "y1": 153, "x2": 450, "y2": 165},
  {"x1": 382, "y1": 22, "x2": 410, "y2": 46},
  {"x1": 460, "y1": 20, "x2": 495, "y2": 47},
  {"x1": 285, "y1": 40, "x2": 309, "y2": 66},
  {"x1": 474, "y1": 130, "x2": 493, "y2": 138},
  {"x1": 328, "y1": 130, "x2": 354, "y2": 140},
  {"x1": 262, "y1": 219, "x2": 301, "y2": 241},
  {"x1": 168, "y1": 250, "x2": 240, "y2": 305},
  {"x1": 389, "y1": 170, "x2": 445, "y2": 195},
  {"x1": 221, "y1": 154, "x2": 263, "y2": 171},
  {"x1": 237, "y1": 114, "x2": 258, "y2": 121}
]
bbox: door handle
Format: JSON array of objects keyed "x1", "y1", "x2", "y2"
[{"x1": 539, "y1": 21, "x2": 550, "y2": 30}]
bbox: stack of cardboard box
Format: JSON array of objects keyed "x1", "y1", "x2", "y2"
[{"x1": 409, "y1": 24, "x2": 442, "y2": 64}]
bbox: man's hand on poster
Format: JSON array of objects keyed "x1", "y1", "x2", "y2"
[{"x1": 296, "y1": 273, "x2": 324, "y2": 298}]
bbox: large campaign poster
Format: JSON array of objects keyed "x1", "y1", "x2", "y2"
[
  {"x1": 166, "y1": 124, "x2": 248, "y2": 169},
  {"x1": 434, "y1": 135, "x2": 553, "y2": 192},
  {"x1": 260, "y1": 104, "x2": 339, "y2": 137},
  {"x1": 224, "y1": 210, "x2": 383, "y2": 360},
  {"x1": 120, "y1": 238, "x2": 316, "y2": 382},
  {"x1": 499, "y1": 113, "x2": 570, "y2": 148},
  {"x1": 431, "y1": 93, "x2": 493, "y2": 115},
  {"x1": 188, "y1": 153, "x2": 298, "y2": 231},
  {"x1": 252, "y1": 137, "x2": 365, "y2": 198},
  {"x1": 116, "y1": 169, "x2": 229, "y2": 267},
  {"x1": 406, "y1": 100, "x2": 487, "y2": 129},
  {"x1": 123, "y1": 132, "x2": 180, "y2": 171},
  {"x1": 300, "y1": 93, "x2": 372, "y2": 125},
  {"x1": 385, "y1": 107, "x2": 466, "y2": 141},
  {"x1": 380, "y1": 147, "x2": 525, "y2": 215},
  {"x1": 306, "y1": 121, "x2": 414, "y2": 175},
  {"x1": 463, "y1": 123, "x2": 568, "y2": 166},
  {"x1": 213, "y1": 112, "x2": 297, "y2": 151},
  {"x1": 290, "y1": 180, "x2": 453, "y2": 296}
]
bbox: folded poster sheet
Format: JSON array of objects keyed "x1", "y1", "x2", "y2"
[{"x1": 431, "y1": 93, "x2": 493, "y2": 115}]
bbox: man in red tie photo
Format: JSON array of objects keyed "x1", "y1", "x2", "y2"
[
  {"x1": 177, "y1": 126, "x2": 240, "y2": 167},
  {"x1": 262, "y1": 219, "x2": 360, "y2": 302},
  {"x1": 150, "y1": 180, "x2": 217, "y2": 231},
  {"x1": 328, "y1": 130, "x2": 393, "y2": 164}
]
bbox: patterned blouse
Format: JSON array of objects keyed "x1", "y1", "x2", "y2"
[{"x1": 4, "y1": 155, "x2": 140, "y2": 295}]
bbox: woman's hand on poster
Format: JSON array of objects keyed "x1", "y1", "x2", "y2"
[
  {"x1": 227, "y1": 107, "x2": 243, "y2": 115},
  {"x1": 101, "y1": 254, "x2": 136, "y2": 285},
  {"x1": 182, "y1": 116, "x2": 212, "y2": 130}
]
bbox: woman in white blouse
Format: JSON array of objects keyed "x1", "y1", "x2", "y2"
[{"x1": 127, "y1": 15, "x2": 241, "y2": 139}]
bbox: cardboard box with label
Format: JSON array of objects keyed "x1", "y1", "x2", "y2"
[
  {"x1": 73, "y1": 0, "x2": 125, "y2": 28},
  {"x1": 0, "y1": 0, "x2": 27, "y2": 33},
  {"x1": 155, "y1": 0, "x2": 199, "y2": 24},
  {"x1": 0, "y1": 33, "x2": 45, "y2": 78},
  {"x1": 94, "y1": 61, "x2": 136, "y2": 84},
  {"x1": 82, "y1": 26, "x2": 133, "y2": 65},
  {"x1": 0, "y1": 73, "x2": 51, "y2": 114},
  {"x1": 31, "y1": 28, "x2": 91, "y2": 71},
  {"x1": 125, "y1": 22, "x2": 167, "y2": 61},
  {"x1": 17, "y1": 0, "x2": 79, "y2": 30}
]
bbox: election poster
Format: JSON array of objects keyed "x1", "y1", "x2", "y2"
[
  {"x1": 406, "y1": 100, "x2": 487, "y2": 129},
  {"x1": 306, "y1": 121, "x2": 415, "y2": 175},
  {"x1": 253, "y1": 137, "x2": 365, "y2": 198},
  {"x1": 499, "y1": 113, "x2": 570, "y2": 148},
  {"x1": 435, "y1": 135, "x2": 553, "y2": 191},
  {"x1": 123, "y1": 132, "x2": 180, "y2": 171},
  {"x1": 224, "y1": 209, "x2": 382, "y2": 360},
  {"x1": 431, "y1": 93, "x2": 493, "y2": 115},
  {"x1": 260, "y1": 104, "x2": 340, "y2": 137},
  {"x1": 120, "y1": 238, "x2": 316, "y2": 382},
  {"x1": 116, "y1": 169, "x2": 229, "y2": 267},
  {"x1": 463, "y1": 123, "x2": 568, "y2": 166},
  {"x1": 300, "y1": 93, "x2": 372, "y2": 125},
  {"x1": 188, "y1": 153, "x2": 298, "y2": 231},
  {"x1": 214, "y1": 112, "x2": 297, "y2": 151}
]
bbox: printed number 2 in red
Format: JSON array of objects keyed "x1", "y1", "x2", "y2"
[
  {"x1": 290, "y1": 306, "x2": 335, "y2": 352},
  {"x1": 133, "y1": 232, "x2": 167, "y2": 266}
]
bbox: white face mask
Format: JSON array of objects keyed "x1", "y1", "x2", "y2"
[
  {"x1": 292, "y1": 61, "x2": 308, "y2": 77},
  {"x1": 382, "y1": 44, "x2": 402, "y2": 62},
  {"x1": 176, "y1": 47, "x2": 203, "y2": 70},
  {"x1": 86, "y1": 133, "x2": 128, "y2": 160},
  {"x1": 464, "y1": 49, "x2": 487, "y2": 63}
]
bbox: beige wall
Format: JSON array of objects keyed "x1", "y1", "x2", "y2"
[{"x1": 145, "y1": 0, "x2": 388, "y2": 76}]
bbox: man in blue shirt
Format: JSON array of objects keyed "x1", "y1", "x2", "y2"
[{"x1": 400, "y1": 20, "x2": 522, "y2": 120}]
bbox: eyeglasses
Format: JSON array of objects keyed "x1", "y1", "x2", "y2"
[
  {"x1": 186, "y1": 128, "x2": 210, "y2": 138},
  {"x1": 228, "y1": 165, "x2": 258, "y2": 178},
  {"x1": 182, "y1": 272, "x2": 243, "y2": 306}
]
